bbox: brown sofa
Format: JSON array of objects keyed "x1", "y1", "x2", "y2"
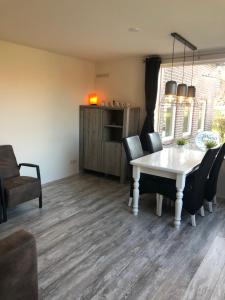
[{"x1": 0, "y1": 230, "x2": 38, "y2": 300}]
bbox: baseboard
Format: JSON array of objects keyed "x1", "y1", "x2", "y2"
[{"x1": 42, "y1": 174, "x2": 78, "y2": 187}]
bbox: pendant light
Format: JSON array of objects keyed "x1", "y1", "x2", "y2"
[
  {"x1": 187, "y1": 50, "x2": 196, "y2": 103},
  {"x1": 177, "y1": 44, "x2": 188, "y2": 99},
  {"x1": 165, "y1": 36, "x2": 177, "y2": 102}
]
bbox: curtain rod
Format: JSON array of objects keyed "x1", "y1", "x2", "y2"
[{"x1": 143, "y1": 55, "x2": 161, "y2": 63}]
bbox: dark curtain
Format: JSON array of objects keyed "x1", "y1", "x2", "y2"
[{"x1": 140, "y1": 56, "x2": 161, "y2": 150}]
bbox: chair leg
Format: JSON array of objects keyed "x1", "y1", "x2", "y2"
[
  {"x1": 1, "y1": 196, "x2": 7, "y2": 222},
  {"x1": 156, "y1": 194, "x2": 163, "y2": 217},
  {"x1": 200, "y1": 206, "x2": 205, "y2": 217},
  {"x1": 191, "y1": 215, "x2": 196, "y2": 227},
  {"x1": 208, "y1": 202, "x2": 213, "y2": 213},
  {"x1": 0, "y1": 184, "x2": 7, "y2": 222},
  {"x1": 128, "y1": 197, "x2": 133, "y2": 207},
  {"x1": 3, "y1": 209, "x2": 7, "y2": 222},
  {"x1": 39, "y1": 192, "x2": 42, "y2": 208},
  {"x1": 213, "y1": 196, "x2": 217, "y2": 205}
]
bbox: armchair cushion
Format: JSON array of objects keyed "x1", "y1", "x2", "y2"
[
  {"x1": 4, "y1": 176, "x2": 41, "y2": 208},
  {"x1": 0, "y1": 145, "x2": 20, "y2": 179}
]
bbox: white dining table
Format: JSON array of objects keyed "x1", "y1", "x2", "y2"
[{"x1": 130, "y1": 146, "x2": 205, "y2": 228}]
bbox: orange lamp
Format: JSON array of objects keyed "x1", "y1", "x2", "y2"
[{"x1": 88, "y1": 93, "x2": 98, "y2": 105}]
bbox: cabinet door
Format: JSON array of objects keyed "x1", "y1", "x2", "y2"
[
  {"x1": 83, "y1": 108, "x2": 103, "y2": 172},
  {"x1": 103, "y1": 142, "x2": 121, "y2": 176}
]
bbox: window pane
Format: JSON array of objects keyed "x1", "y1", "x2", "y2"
[
  {"x1": 183, "y1": 107, "x2": 190, "y2": 133},
  {"x1": 161, "y1": 105, "x2": 175, "y2": 138},
  {"x1": 183, "y1": 106, "x2": 192, "y2": 134},
  {"x1": 197, "y1": 102, "x2": 206, "y2": 131},
  {"x1": 197, "y1": 109, "x2": 202, "y2": 129},
  {"x1": 165, "y1": 107, "x2": 172, "y2": 136}
]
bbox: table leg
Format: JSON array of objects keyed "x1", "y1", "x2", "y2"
[
  {"x1": 174, "y1": 174, "x2": 185, "y2": 228},
  {"x1": 132, "y1": 166, "x2": 140, "y2": 216}
]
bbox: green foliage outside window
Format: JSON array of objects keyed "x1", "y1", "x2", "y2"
[{"x1": 212, "y1": 109, "x2": 225, "y2": 143}]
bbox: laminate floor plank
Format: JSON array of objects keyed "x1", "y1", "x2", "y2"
[
  {"x1": 0, "y1": 173, "x2": 225, "y2": 300},
  {"x1": 182, "y1": 236, "x2": 225, "y2": 300}
]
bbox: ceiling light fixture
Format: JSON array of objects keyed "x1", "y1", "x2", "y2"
[
  {"x1": 177, "y1": 44, "x2": 188, "y2": 98},
  {"x1": 187, "y1": 50, "x2": 196, "y2": 103},
  {"x1": 164, "y1": 33, "x2": 197, "y2": 106},
  {"x1": 128, "y1": 27, "x2": 141, "y2": 32},
  {"x1": 165, "y1": 36, "x2": 177, "y2": 102}
]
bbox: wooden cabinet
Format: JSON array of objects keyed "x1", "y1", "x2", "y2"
[
  {"x1": 103, "y1": 142, "x2": 121, "y2": 176},
  {"x1": 82, "y1": 108, "x2": 103, "y2": 172},
  {"x1": 79, "y1": 105, "x2": 140, "y2": 182}
]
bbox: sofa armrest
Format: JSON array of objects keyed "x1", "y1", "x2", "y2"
[{"x1": 0, "y1": 230, "x2": 38, "y2": 300}]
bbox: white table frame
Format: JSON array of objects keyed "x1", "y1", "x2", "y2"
[{"x1": 130, "y1": 147, "x2": 205, "y2": 228}]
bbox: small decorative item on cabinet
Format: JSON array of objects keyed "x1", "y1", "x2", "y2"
[{"x1": 88, "y1": 93, "x2": 99, "y2": 105}]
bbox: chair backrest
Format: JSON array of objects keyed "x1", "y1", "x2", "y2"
[
  {"x1": 207, "y1": 143, "x2": 225, "y2": 200},
  {"x1": 122, "y1": 136, "x2": 144, "y2": 162},
  {"x1": 0, "y1": 145, "x2": 19, "y2": 179},
  {"x1": 147, "y1": 132, "x2": 163, "y2": 154},
  {"x1": 187, "y1": 147, "x2": 220, "y2": 213}
]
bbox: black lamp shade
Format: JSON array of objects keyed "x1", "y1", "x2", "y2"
[
  {"x1": 177, "y1": 83, "x2": 188, "y2": 97},
  {"x1": 187, "y1": 85, "x2": 196, "y2": 98},
  {"x1": 165, "y1": 80, "x2": 177, "y2": 96}
]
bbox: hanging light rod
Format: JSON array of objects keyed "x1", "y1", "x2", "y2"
[{"x1": 171, "y1": 33, "x2": 197, "y2": 51}]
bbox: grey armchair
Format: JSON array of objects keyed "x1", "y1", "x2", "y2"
[{"x1": 0, "y1": 145, "x2": 42, "y2": 222}]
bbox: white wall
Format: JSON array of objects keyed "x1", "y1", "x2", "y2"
[
  {"x1": 0, "y1": 40, "x2": 95, "y2": 183},
  {"x1": 95, "y1": 57, "x2": 146, "y2": 125}
]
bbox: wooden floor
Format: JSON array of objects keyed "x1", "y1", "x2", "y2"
[{"x1": 1, "y1": 173, "x2": 225, "y2": 300}]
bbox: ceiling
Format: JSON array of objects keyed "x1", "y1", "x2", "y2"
[{"x1": 0, "y1": 0, "x2": 225, "y2": 61}]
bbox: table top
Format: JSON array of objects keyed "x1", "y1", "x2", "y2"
[{"x1": 130, "y1": 146, "x2": 205, "y2": 175}]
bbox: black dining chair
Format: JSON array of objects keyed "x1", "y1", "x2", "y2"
[
  {"x1": 205, "y1": 143, "x2": 225, "y2": 212},
  {"x1": 146, "y1": 132, "x2": 163, "y2": 154},
  {"x1": 146, "y1": 132, "x2": 164, "y2": 212},
  {"x1": 122, "y1": 135, "x2": 159, "y2": 207},
  {"x1": 154, "y1": 147, "x2": 220, "y2": 226}
]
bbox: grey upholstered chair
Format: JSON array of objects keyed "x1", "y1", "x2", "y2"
[
  {"x1": 146, "y1": 132, "x2": 164, "y2": 212},
  {"x1": 0, "y1": 145, "x2": 42, "y2": 222},
  {"x1": 155, "y1": 147, "x2": 220, "y2": 226},
  {"x1": 0, "y1": 230, "x2": 38, "y2": 300},
  {"x1": 205, "y1": 143, "x2": 225, "y2": 212},
  {"x1": 146, "y1": 132, "x2": 163, "y2": 154},
  {"x1": 122, "y1": 136, "x2": 160, "y2": 207}
]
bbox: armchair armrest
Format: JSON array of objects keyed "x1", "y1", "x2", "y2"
[{"x1": 18, "y1": 163, "x2": 41, "y2": 181}]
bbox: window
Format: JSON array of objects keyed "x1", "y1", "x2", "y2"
[
  {"x1": 183, "y1": 105, "x2": 193, "y2": 136},
  {"x1": 161, "y1": 104, "x2": 176, "y2": 141},
  {"x1": 156, "y1": 63, "x2": 221, "y2": 141},
  {"x1": 197, "y1": 101, "x2": 206, "y2": 131}
]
